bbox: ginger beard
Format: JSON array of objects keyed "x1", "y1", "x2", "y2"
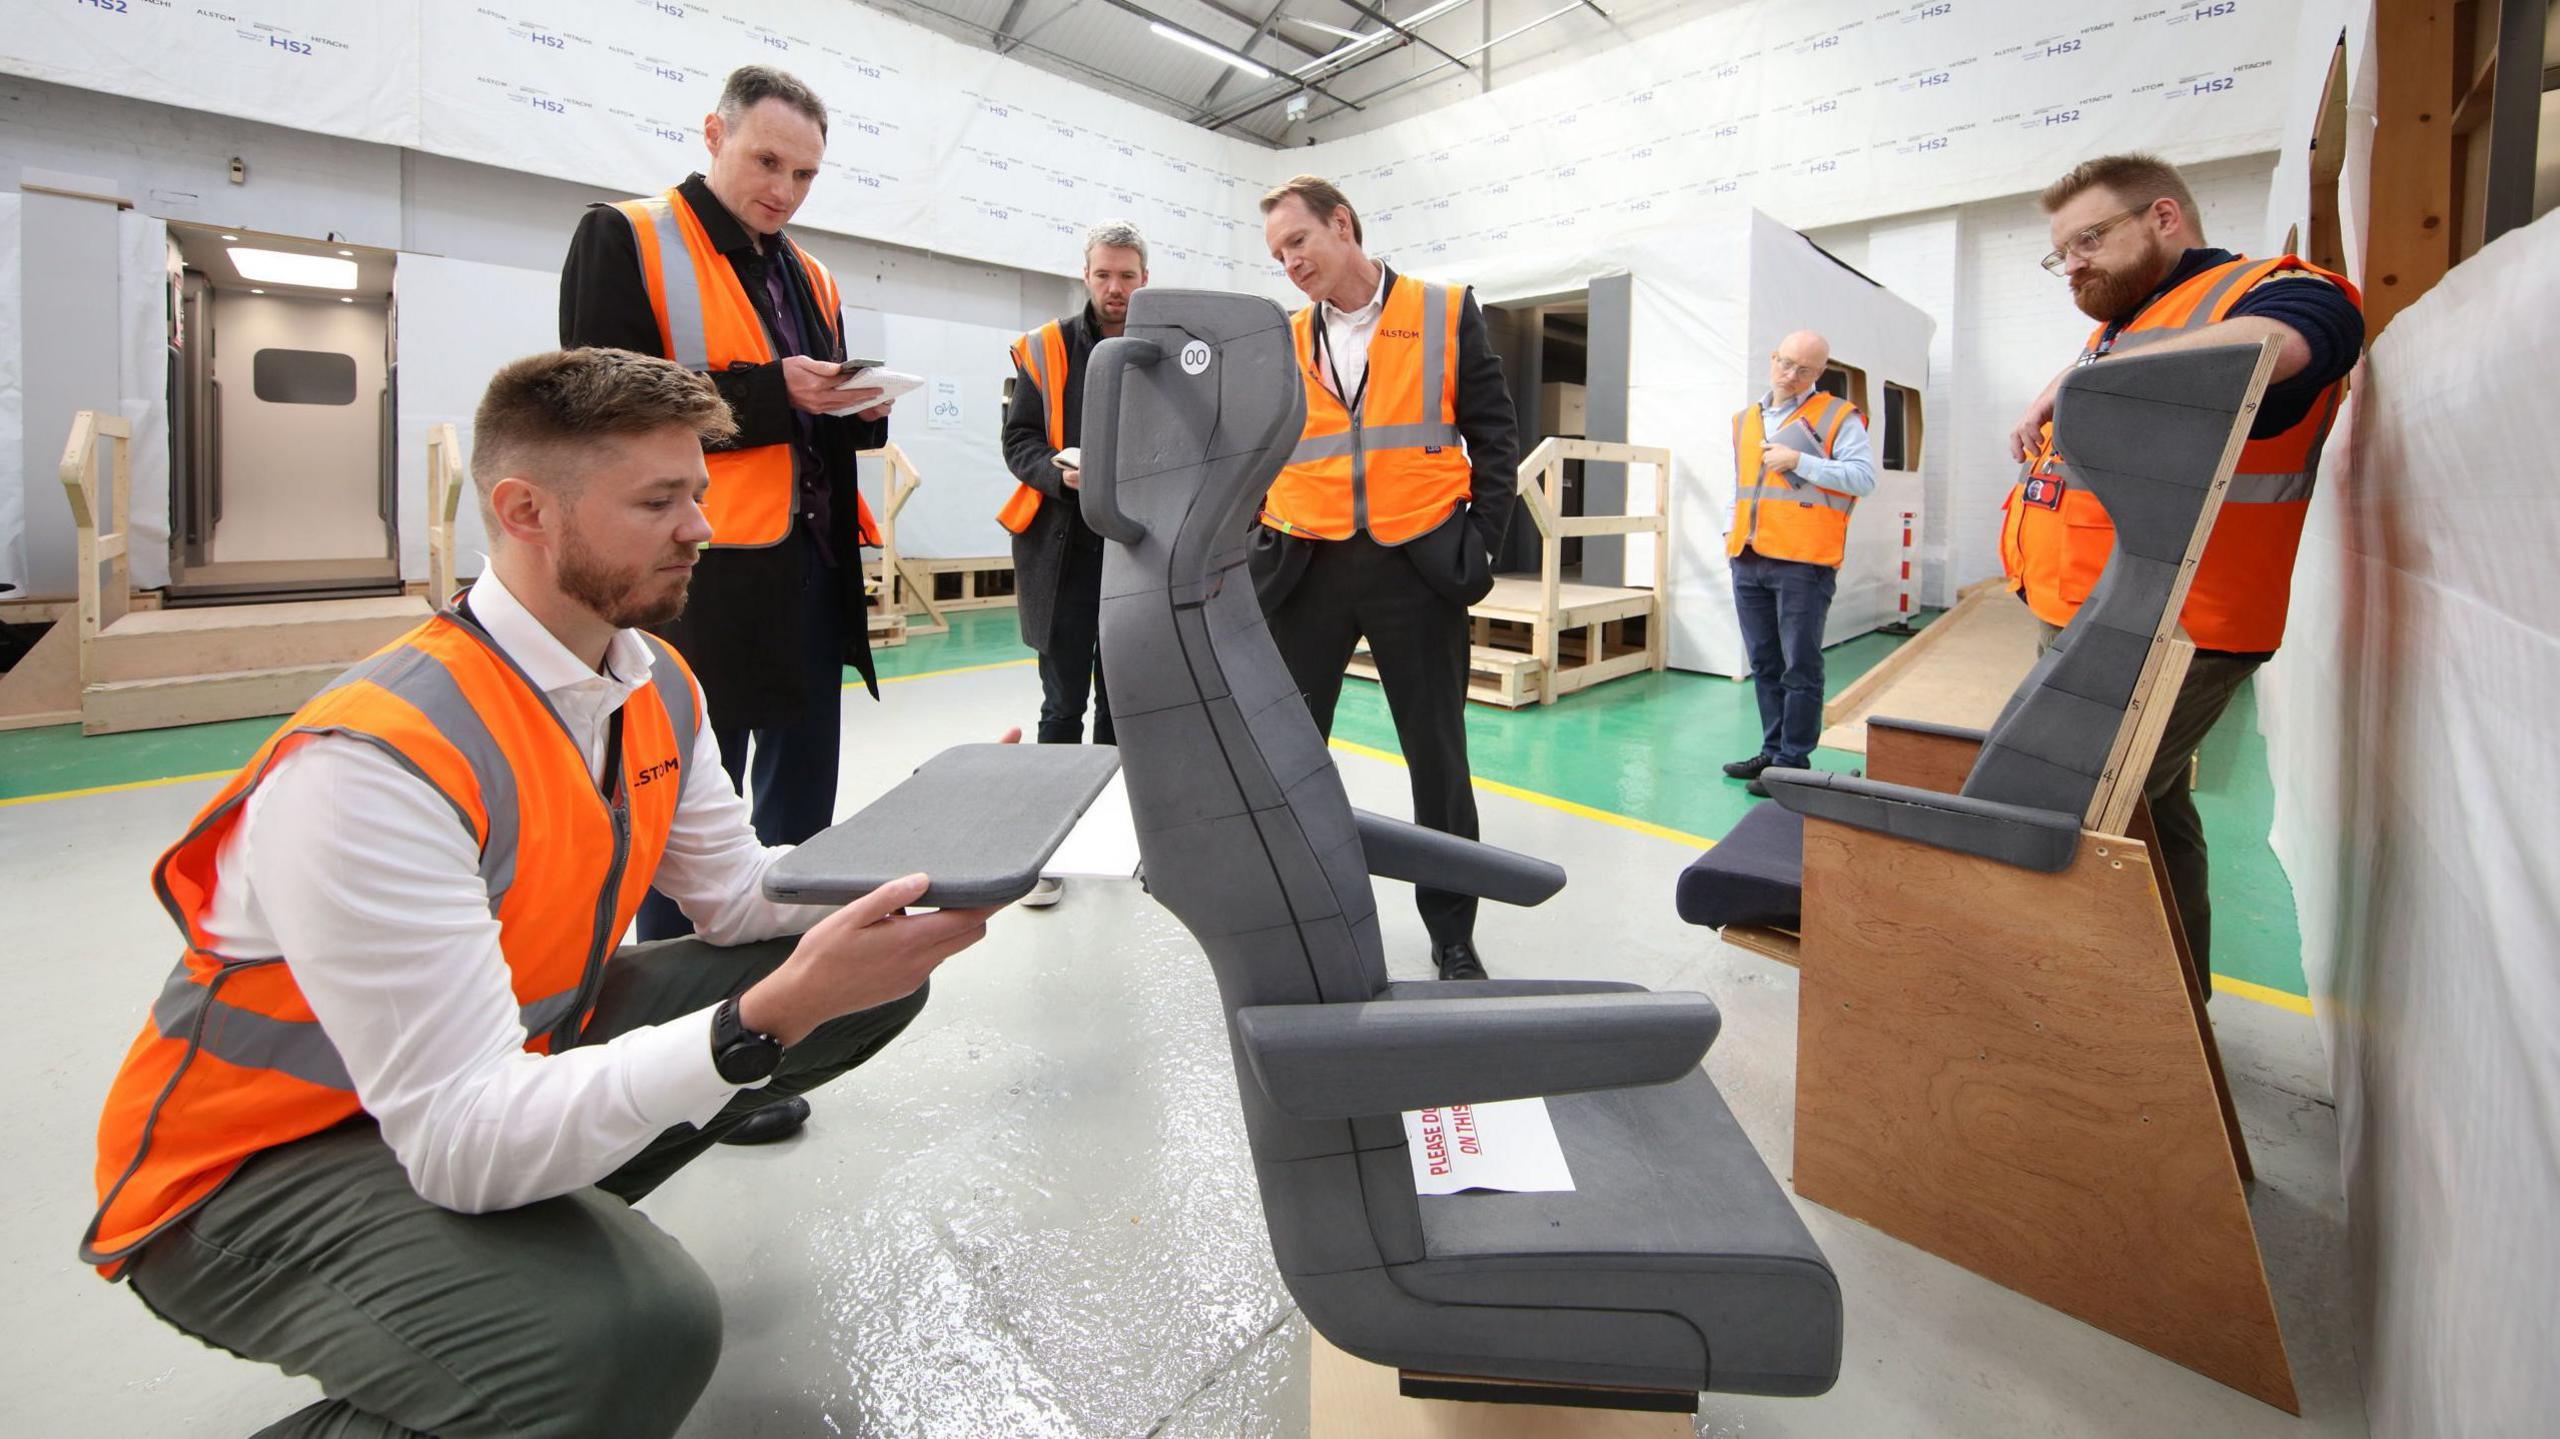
[
  {"x1": 556, "y1": 509, "x2": 697, "y2": 631},
  {"x1": 2068, "y1": 231, "x2": 2175, "y2": 324}
]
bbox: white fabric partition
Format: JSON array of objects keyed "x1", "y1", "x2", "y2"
[
  {"x1": 116, "y1": 214, "x2": 173, "y2": 590},
  {"x1": 2257, "y1": 214, "x2": 2560, "y2": 1437},
  {"x1": 1437, "y1": 208, "x2": 1932, "y2": 677},
  {"x1": 390, "y1": 256, "x2": 561, "y2": 583},
  {"x1": 868, "y1": 313, "x2": 1021, "y2": 561},
  {"x1": 0, "y1": 194, "x2": 20, "y2": 594}
]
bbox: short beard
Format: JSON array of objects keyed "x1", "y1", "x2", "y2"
[
  {"x1": 2069, "y1": 243, "x2": 2173, "y2": 323},
  {"x1": 557, "y1": 522, "x2": 690, "y2": 631}
]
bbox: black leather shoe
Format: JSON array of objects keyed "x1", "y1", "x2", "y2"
[
  {"x1": 719, "y1": 1095, "x2": 810, "y2": 1145},
  {"x1": 1745, "y1": 778, "x2": 1772, "y2": 799},
  {"x1": 1433, "y1": 942, "x2": 1489, "y2": 981},
  {"x1": 1723, "y1": 753, "x2": 1776, "y2": 779}
]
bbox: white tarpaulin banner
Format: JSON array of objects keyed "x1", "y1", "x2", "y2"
[
  {"x1": 1324, "y1": 0, "x2": 2298, "y2": 277},
  {"x1": 8, "y1": 3, "x2": 2305, "y2": 287},
  {"x1": 0, "y1": 0, "x2": 417, "y2": 148},
  {"x1": 869, "y1": 312, "x2": 1025, "y2": 561}
]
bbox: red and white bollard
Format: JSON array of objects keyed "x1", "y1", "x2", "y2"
[{"x1": 1880, "y1": 509, "x2": 1920, "y2": 635}]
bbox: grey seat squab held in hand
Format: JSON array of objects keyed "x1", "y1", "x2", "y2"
[{"x1": 1081, "y1": 288, "x2": 1842, "y2": 1405}]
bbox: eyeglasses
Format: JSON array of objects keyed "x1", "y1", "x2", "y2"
[
  {"x1": 2040, "y1": 208, "x2": 2144, "y2": 274},
  {"x1": 1770, "y1": 357, "x2": 1817, "y2": 376}
]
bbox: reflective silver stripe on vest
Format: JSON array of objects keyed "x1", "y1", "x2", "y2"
[
  {"x1": 638, "y1": 634, "x2": 700, "y2": 802},
  {"x1": 151, "y1": 960, "x2": 353, "y2": 1092},
  {"x1": 1288, "y1": 420, "x2": 1463, "y2": 464},
  {"x1": 2226, "y1": 469, "x2": 2316, "y2": 504},
  {"x1": 324, "y1": 644, "x2": 520, "y2": 916},
  {"x1": 1339, "y1": 281, "x2": 1461, "y2": 535},
  {"x1": 517, "y1": 985, "x2": 585, "y2": 1040},
  {"x1": 153, "y1": 962, "x2": 602, "y2": 1089},
  {"x1": 626, "y1": 197, "x2": 710, "y2": 370}
]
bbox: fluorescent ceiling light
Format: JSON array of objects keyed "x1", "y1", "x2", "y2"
[
  {"x1": 228, "y1": 247, "x2": 359, "y2": 290},
  {"x1": 1149, "y1": 21, "x2": 1270, "y2": 78},
  {"x1": 1282, "y1": 18, "x2": 1368, "y2": 42},
  {"x1": 220, "y1": 233, "x2": 240, "y2": 241},
  {"x1": 336, "y1": 249, "x2": 354, "y2": 257},
  {"x1": 248, "y1": 288, "x2": 265, "y2": 295}
]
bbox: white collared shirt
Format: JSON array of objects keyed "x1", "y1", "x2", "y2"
[
  {"x1": 1315, "y1": 263, "x2": 1391, "y2": 405},
  {"x1": 197, "y1": 569, "x2": 831, "y2": 1214}
]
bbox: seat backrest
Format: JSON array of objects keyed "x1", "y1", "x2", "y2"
[
  {"x1": 1084, "y1": 288, "x2": 1430, "y2": 1281},
  {"x1": 1963, "y1": 342, "x2": 2274, "y2": 818}
]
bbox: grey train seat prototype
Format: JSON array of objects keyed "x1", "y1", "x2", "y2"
[
  {"x1": 1679, "y1": 341, "x2": 2278, "y2": 922},
  {"x1": 1081, "y1": 288, "x2": 1843, "y2": 1402}
]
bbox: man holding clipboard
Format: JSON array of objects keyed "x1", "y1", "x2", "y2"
[{"x1": 560, "y1": 65, "x2": 894, "y2": 1140}]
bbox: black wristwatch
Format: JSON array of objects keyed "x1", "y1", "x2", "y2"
[{"x1": 710, "y1": 996, "x2": 784, "y2": 1084}]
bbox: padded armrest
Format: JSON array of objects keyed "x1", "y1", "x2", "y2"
[
  {"x1": 1352, "y1": 809, "x2": 1566, "y2": 906},
  {"x1": 1865, "y1": 716, "x2": 1989, "y2": 746},
  {"x1": 1234, "y1": 992, "x2": 1718, "y2": 1119},
  {"x1": 1761, "y1": 769, "x2": 2080, "y2": 873}
]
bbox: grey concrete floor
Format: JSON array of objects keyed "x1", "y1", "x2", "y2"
[{"x1": 0, "y1": 664, "x2": 2368, "y2": 1436}]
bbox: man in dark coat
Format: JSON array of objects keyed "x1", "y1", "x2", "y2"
[{"x1": 560, "y1": 64, "x2": 895, "y2": 1140}]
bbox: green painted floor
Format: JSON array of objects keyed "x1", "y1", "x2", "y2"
[{"x1": 0, "y1": 603, "x2": 2307, "y2": 996}]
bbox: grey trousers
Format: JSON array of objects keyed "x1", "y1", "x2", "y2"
[
  {"x1": 125, "y1": 935, "x2": 929, "y2": 1439},
  {"x1": 2037, "y1": 620, "x2": 2261, "y2": 971}
]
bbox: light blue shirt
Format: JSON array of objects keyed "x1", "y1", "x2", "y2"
[{"x1": 1757, "y1": 387, "x2": 1877, "y2": 498}]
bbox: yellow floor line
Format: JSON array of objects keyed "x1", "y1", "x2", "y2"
[
  {"x1": 0, "y1": 770, "x2": 231, "y2": 809},
  {"x1": 861, "y1": 657, "x2": 1039, "y2": 687},
  {"x1": 1328, "y1": 736, "x2": 2316, "y2": 1020},
  {"x1": 1324, "y1": 737, "x2": 1716, "y2": 850},
  {"x1": 2212, "y1": 973, "x2": 2316, "y2": 1016}
]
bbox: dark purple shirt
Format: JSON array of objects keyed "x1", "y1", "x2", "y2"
[{"x1": 754, "y1": 249, "x2": 835, "y2": 562}]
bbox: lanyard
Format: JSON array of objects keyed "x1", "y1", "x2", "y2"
[
  {"x1": 453, "y1": 590, "x2": 627, "y2": 806},
  {"x1": 1310, "y1": 303, "x2": 1372, "y2": 418}
]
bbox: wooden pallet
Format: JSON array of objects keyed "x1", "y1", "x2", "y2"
[
  {"x1": 1341, "y1": 439, "x2": 1675, "y2": 710},
  {"x1": 856, "y1": 445, "x2": 946, "y2": 647}
]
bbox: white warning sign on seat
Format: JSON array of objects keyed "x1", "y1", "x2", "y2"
[{"x1": 1403, "y1": 1099, "x2": 1576, "y2": 1195}]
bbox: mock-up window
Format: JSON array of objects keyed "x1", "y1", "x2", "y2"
[
  {"x1": 1881, "y1": 382, "x2": 1924, "y2": 471},
  {"x1": 252, "y1": 348, "x2": 358, "y2": 406}
]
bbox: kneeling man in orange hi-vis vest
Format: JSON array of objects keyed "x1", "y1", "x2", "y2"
[
  {"x1": 83, "y1": 349, "x2": 1009, "y2": 1439},
  {"x1": 1253, "y1": 174, "x2": 1522, "y2": 984},
  {"x1": 2002, "y1": 152, "x2": 2363, "y2": 976},
  {"x1": 1721, "y1": 330, "x2": 1877, "y2": 798}
]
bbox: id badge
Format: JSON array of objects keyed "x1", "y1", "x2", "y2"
[{"x1": 2022, "y1": 475, "x2": 2064, "y2": 511}]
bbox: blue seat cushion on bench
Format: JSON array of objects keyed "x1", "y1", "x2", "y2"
[{"x1": 1675, "y1": 802, "x2": 1804, "y2": 930}]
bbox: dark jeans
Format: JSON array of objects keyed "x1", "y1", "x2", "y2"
[
  {"x1": 1266, "y1": 533, "x2": 1480, "y2": 950},
  {"x1": 639, "y1": 541, "x2": 849, "y2": 939},
  {"x1": 2037, "y1": 620, "x2": 2261, "y2": 973},
  {"x1": 1036, "y1": 541, "x2": 1113, "y2": 746},
  {"x1": 1731, "y1": 548, "x2": 1838, "y2": 768},
  {"x1": 125, "y1": 935, "x2": 928, "y2": 1439}
]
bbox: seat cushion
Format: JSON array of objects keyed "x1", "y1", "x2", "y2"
[
  {"x1": 1394, "y1": 1067, "x2": 1842, "y2": 1395},
  {"x1": 1674, "y1": 801, "x2": 1803, "y2": 929}
]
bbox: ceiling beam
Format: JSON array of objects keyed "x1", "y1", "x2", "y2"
[
  {"x1": 1193, "y1": 0, "x2": 1299, "y2": 117},
  {"x1": 1097, "y1": 0, "x2": 1365, "y2": 117},
  {"x1": 1328, "y1": 0, "x2": 1473, "y2": 74},
  {"x1": 1194, "y1": 0, "x2": 1331, "y2": 60},
  {"x1": 991, "y1": 0, "x2": 1035, "y2": 53}
]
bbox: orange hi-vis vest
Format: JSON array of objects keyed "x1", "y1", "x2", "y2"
[
  {"x1": 998, "y1": 319, "x2": 1071, "y2": 535},
  {"x1": 611, "y1": 188, "x2": 880, "y2": 550},
  {"x1": 2001, "y1": 254, "x2": 2360, "y2": 651},
  {"x1": 82, "y1": 603, "x2": 700, "y2": 1279},
  {"x1": 1728, "y1": 391, "x2": 1862, "y2": 568},
  {"x1": 1262, "y1": 273, "x2": 1473, "y2": 546}
]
